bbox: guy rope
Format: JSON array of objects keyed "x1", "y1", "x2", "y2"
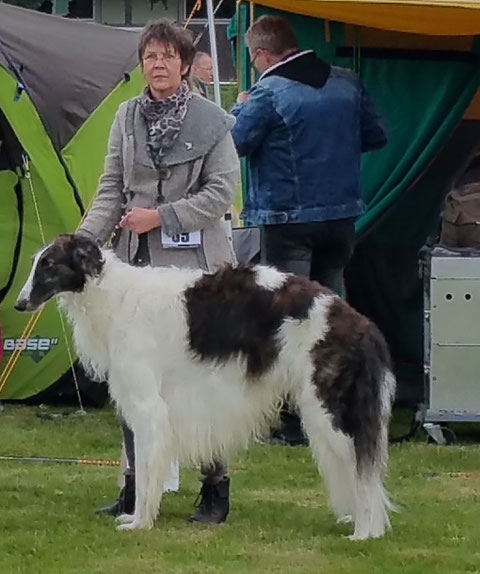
[{"x1": 0, "y1": 155, "x2": 97, "y2": 407}]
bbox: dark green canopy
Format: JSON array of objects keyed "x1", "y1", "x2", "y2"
[{"x1": 235, "y1": 4, "x2": 480, "y2": 404}]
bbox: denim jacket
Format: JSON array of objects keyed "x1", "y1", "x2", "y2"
[{"x1": 231, "y1": 51, "x2": 388, "y2": 225}]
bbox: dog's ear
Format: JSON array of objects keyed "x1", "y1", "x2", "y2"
[{"x1": 71, "y1": 233, "x2": 104, "y2": 277}]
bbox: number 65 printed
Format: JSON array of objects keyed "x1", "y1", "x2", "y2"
[{"x1": 171, "y1": 233, "x2": 190, "y2": 243}]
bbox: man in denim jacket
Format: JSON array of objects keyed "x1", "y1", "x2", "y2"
[{"x1": 231, "y1": 15, "x2": 387, "y2": 444}]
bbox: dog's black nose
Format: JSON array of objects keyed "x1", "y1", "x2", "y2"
[{"x1": 14, "y1": 299, "x2": 28, "y2": 312}]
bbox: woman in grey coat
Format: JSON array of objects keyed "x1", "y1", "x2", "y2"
[{"x1": 79, "y1": 19, "x2": 240, "y2": 524}]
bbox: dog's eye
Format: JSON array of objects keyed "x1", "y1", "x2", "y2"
[{"x1": 40, "y1": 258, "x2": 54, "y2": 269}]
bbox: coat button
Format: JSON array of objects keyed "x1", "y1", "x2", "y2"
[{"x1": 158, "y1": 167, "x2": 171, "y2": 180}]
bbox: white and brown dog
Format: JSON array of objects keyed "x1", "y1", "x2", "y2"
[{"x1": 15, "y1": 234, "x2": 395, "y2": 539}]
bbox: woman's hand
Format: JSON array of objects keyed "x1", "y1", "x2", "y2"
[
  {"x1": 236, "y1": 91, "x2": 250, "y2": 104},
  {"x1": 119, "y1": 207, "x2": 161, "y2": 234}
]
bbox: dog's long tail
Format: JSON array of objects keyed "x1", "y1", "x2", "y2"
[
  {"x1": 354, "y1": 325, "x2": 396, "y2": 476},
  {"x1": 352, "y1": 325, "x2": 397, "y2": 539}
]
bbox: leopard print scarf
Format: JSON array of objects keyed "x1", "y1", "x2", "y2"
[{"x1": 139, "y1": 80, "x2": 192, "y2": 168}]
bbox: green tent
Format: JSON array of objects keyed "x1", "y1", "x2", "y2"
[
  {"x1": 235, "y1": 1, "x2": 480, "y2": 404},
  {"x1": 0, "y1": 4, "x2": 144, "y2": 400}
]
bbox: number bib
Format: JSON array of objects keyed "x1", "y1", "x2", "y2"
[{"x1": 161, "y1": 229, "x2": 201, "y2": 249}]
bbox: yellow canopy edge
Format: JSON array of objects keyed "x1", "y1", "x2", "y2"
[{"x1": 247, "y1": 0, "x2": 480, "y2": 36}]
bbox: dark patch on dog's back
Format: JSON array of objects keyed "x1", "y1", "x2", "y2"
[
  {"x1": 311, "y1": 299, "x2": 392, "y2": 469},
  {"x1": 184, "y1": 266, "x2": 327, "y2": 378},
  {"x1": 273, "y1": 275, "x2": 328, "y2": 319}
]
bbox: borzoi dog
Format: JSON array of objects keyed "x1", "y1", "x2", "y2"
[{"x1": 15, "y1": 234, "x2": 395, "y2": 539}]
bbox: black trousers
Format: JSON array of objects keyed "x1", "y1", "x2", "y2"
[
  {"x1": 261, "y1": 218, "x2": 356, "y2": 443},
  {"x1": 122, "y1": 421, "x2": 228, "y2": 483},
  {"x1": 260, "y1": 218, "x2": 356, "y2": 294}
]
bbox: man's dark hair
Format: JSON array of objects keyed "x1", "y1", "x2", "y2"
[
  {"x1": 138, "y1": 19, "x2": 195, "y2": 69},
  {"x1": 246, "y1": 15, "x2": 299, "y2": 55}
]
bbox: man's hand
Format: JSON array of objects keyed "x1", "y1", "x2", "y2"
[
  {"x1": 236, "y1": 91, "x2": 250, "y2": 104},
  {"x1": 119, "y1": 207, "x2": 161, "y2": 234}
]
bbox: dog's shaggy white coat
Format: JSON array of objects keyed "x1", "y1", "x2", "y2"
[{"x1": 19, "y1": 248, "x2": 395, "y2": 539}]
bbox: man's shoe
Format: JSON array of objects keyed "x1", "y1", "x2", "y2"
[
  {"x1": 270, "y1": 429, "x2": 309, "y2": 446},
  {"x1": 271, "y1": 409, "x2": 309, "y2": 446},
  {"x1": 95, "y1": 475, "x2": 135, "y2": 517},
  {"x1": 189, "y1": 477, "x2": 230, "y2": 524}
]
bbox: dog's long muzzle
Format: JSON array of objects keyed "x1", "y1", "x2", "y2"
[{"x1": 14, "y1": 298, "x2": 40, "y2": 313}]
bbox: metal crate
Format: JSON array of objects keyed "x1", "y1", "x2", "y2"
[{"x1": 425, "y1": 250, "x2": 480, "y2": 423}]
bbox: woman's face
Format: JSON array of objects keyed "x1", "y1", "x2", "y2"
[{"x1": 142, "y1": 40, "x2": 189, "y2": 100}]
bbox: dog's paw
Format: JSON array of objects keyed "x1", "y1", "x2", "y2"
[
  {"x1": 337, "y1": 515, "x2": 354, "y2": 525},
  {"x1": 116, "y1": 513, "x2": 135, "y2": 525},
  {"x1": 347, "y1": 531, "x2": 384, "y2": 541},
  {"x1": 116, "y1": 518, "x2": 153, "y2": 531},
  {"x1": 346, "y1": 533, "x2": 365, "y2": 541}
]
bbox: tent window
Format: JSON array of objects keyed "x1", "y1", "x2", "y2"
[
  {"x1": 4, "y1": 0, "x2": 92, "y2": 18},
  {"x1": 65, "y1": 0, "x2": 93, "y2": 19},
  {"x1": 185, "y1": 0, "x2": 236, "y2": 21},
  {"x1": 0, "y1": 109, "x2": 22, "y2": 171}
]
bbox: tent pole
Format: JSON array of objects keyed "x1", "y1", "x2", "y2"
[
  {"x1": 124, "y1": 0, "x2": 132, "y2": 26},
  {"x1": 236, "y1": 1, "x2": 243, "y2": 92},
  {"x1": 0, "y1": 455, "x2": 119, "y2": 467},
  {"x1": 205, "y1": 0, "x2": 233, "y2": 239},
  {"x1": 206, "y1": 0, "x2": 221, "y2": 106},
  {"x1": 250, "y1": 2, "x2": 256, "y2": 86}
]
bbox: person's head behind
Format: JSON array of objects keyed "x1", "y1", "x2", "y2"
[
  {"x1": 138, "y1": 19, "x2": 195, "y2": 100},
  {"x1": 191, "y1": 52, "x2": 213, "y2": 84},
  {"x1": 246, "y1": 15, "x2": 299, "y2": 74}
]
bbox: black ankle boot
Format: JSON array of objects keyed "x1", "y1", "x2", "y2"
[
  {"x1": 189, "y1": 477, "x2": 230, "y2": 524},
  {"x1": 95, "y1": 475, "x2": 135, "y2": 517}
]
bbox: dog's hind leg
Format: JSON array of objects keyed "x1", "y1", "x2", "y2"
[
  {"x1": 298, "y1": 379, "x2": 394, "y2": 540},
  {"x1": 296, "y1": 387, "x2": 357, "y2": 528}
]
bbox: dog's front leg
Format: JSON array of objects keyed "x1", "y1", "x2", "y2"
[{"x1": 116, "y1": 395, "x2": 173, "y2": 532}]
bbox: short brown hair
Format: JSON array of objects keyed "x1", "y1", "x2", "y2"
[
  {"x1": 246, "y1": 15, "x2": 299, "y2": 55},
  {"x1": 138, "y1": 19, "x2": 195, "y2": 70}
]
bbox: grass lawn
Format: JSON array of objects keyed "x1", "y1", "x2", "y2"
[{"x1": 1, "y1": 405, "x2": 480, "y2": 574}]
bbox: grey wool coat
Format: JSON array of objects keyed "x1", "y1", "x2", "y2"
[{"x1": 80, "y1": 93, "x2": 240, "y2": 271}]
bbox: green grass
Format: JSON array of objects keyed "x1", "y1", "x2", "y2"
[{"x1": 1, "y1": 405, "x2": 480, "y2": 573}]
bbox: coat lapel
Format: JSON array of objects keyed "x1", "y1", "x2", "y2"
[{"x1": 133, "y1": 108, "x2": 155, "y2": 169}]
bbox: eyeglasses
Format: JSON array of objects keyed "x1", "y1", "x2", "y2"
[
  {"x1": 143, "y1": 52, "x2": 179, "y2": 65},
  {"x1": 250, "y1": 49, "x2": 263, "y2": 68}
]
